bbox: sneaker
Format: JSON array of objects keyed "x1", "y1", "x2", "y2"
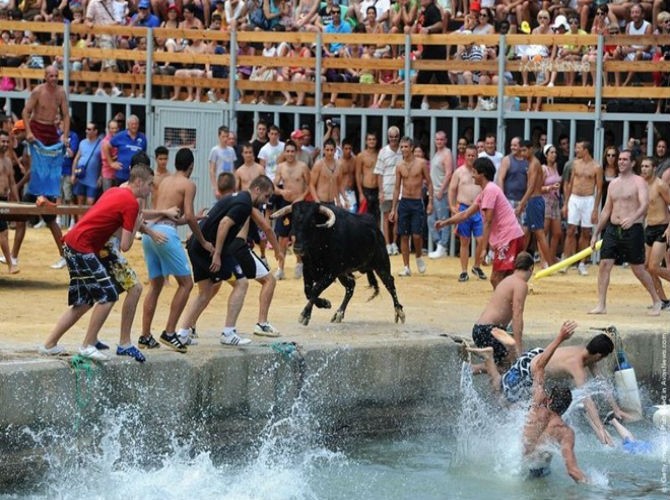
[
  {"x1": 420, "y1": 101, "x2": 429, "y2": 110},
  {"x1": 294, "y1": 263, "x2": 303, "y2": 279},
  {"x1": 662, "y1": 300, "x2": 670, "y2": 310},
  {"x1": 159, "y1": 331, "x2": 188, "y2": 353},
  {"x1": 471, "y1": 267, "x2": 487, "y2": 280},
  {"x1": 577, "y1": 262, "x2": 588, "y2": 276},
  {"x1": 94, "y1": 88, "x2": 107, "y2": 96},
  {"x1": 458, "y1": 271, "x2": 469, "y2": 282},
  {"x1": 0, "y1": 256, "x2": 18, "y2": 266},
  {"x1": 254, "y1": 322, "x2": 280, "y2": 337},
  {"x1": 33, "y1": 219, "x2": 47, "y2": 229},
  {"x1": 416, "y1": 257, "x2": 426, "y2": 274},
  {"x1": 398, "y1": 266, "x2": 411, "y2": 277},
  {"x1": 94, "y1": 340, "x2": 109, "y2": 350},
  {"x1": 138, "y1": 334, "x2": 160, "y2": 349},
  {"x1": 274, "y1": 268, "x2": 285, "y2": 280},
  {"x1": 79, "y1": 345, "x2": 110, "y2": 362},
  {"x1": 207, "y1": 89, "x2": 218, "y2": 102},
  {"x1": 428, "y1": 244, "x2": 447, "y2": 259},
  {"x1": 387, "y1": 244, "x2": 393, "y2": 255},
  {"x1": 391, "y1": 243, "x2": 399, "y2": 256},
  {"x1": 110, "y1": 86, "x2": 122, "y2": 97},
  {"x1": 484, "y1": 250, "x2": 493, "y2": 266},
  {"x1": 116, "y1": 344, "x2": 146, "y2": 363},
  {"x1": 220, "y1": 330, "x2": 252, "y2": 346},
  {"x1": 38, "y1": 344, "x2": 66, "y2": 356},
  {"x1": 177, "y1": 327, "x2": 198, "y2": 346},
  {"x1": 50, "y1": 257, "x2": 67, "y2": 269}
]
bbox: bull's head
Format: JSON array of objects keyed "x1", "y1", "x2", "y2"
[{"x1": 270, "y1": 202, "x2": 336, "y2": 257}]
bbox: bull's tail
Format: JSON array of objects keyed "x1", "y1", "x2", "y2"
[{"x1": 366, "y1": 271, "x2": 380, "y2": 301}]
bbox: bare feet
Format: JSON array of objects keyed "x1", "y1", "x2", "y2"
[
  {"x1": 466, "y1": 346, "x2": 494, "y2": 360},
  {"x1": 8, "y1": 265, "x2": 19, "y2": 274},
  {"x1": 491, "y1": 327, "x2": 516, "y2": 348},
  {"x1": 588, "y1": 306, "x2": 607, "y2": 315}
]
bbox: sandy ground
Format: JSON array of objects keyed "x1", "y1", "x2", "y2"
[{"x1": 0, "y1": 227, "x2": 667, "y2": 359}]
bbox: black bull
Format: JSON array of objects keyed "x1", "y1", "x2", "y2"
[{"x1": 271, "y1": 201, "x2": 405, "y2": 326}]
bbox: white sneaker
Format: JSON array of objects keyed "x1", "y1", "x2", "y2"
[
  {"x1": 0, "y1": 256, "x2": 17, "y2": 266},
  {"x1": 177, "y1": 328, "x2": 198, "y2": 346},
  {"x1": 50, "y1": 257, "x2": 67, "y2": 269},
  {"x1": 428, "y1": 244, "x2": 447, "y2": 259},
  {"x1": 79, "y1": 345, "x2": 110, "y2": 362},
  {"x1": 207, "y1": 90, "x2": 218, "y2": 102},
  {"x1": 391, "y1": 243, "x2": 399, "y2": 255},
  {"x1": 416, "y1": 257, "x2": 426, "y2": 274},
  {"x1": 578, "y1": 262, "x2": 588, "y2": 276},
  {"x1": 421, "y1": 101, "x2": 429, "y2": 110},
  {"x1": 33, "y1": 220, "x2": 47, "y2": 229},
  {"x1": 387, "y1": 244, "x2": 393, "y2": 255},
  {"x1": 220, "y1": 330, "x2": 252, "y2": 346},
  {"x1": 254, "y1": 322, "x2": 280, "y2": 337},
  {"x1": 398, "y1": 266, "x2": 411, "y2": 277},
  {"x1": 38, "y1": 344, "x2": 66, "y2": 356},
  {"x1": 94, "y1": 88, "x2": 107, "y2": 96},
  {"x1": 110, "y1": 86, "x2": 122, "y2": 97},
  {"x1": 294, "y1": 263, "x2": 303, "y2": 279},
  {"x1": 274, "y1": 268, "x2": 285, "y2": 280}
]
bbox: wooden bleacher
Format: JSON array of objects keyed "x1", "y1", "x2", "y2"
[{"x1": 0, "y1": 22, "x2": 669, "y2": 112}]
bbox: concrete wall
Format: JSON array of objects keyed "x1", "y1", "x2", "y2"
[{"x1": 1, "y1": 332, "x2": 667, "y2": 489}]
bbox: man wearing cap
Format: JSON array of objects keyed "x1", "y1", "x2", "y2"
[
  {"x1": 291, "y1": 129, "x2": 314, "y2": 169},
  {"x1": 130, "y1": 0, "x2": 160, "y2": 27}
]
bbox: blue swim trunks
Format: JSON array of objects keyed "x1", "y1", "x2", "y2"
[
  {"x1": 501, "y1": 348, "x2": 544, "y2": 403},
  {"x1": 397, "y1": 198, "x2": 425, "y2": 236},
  {"x1": 524, "y1": 195, "x2": 545, "y2": 231},
  {"x1": 142, "y1": 223, "x2": 192, "y2": 279},
  {"x1": 457, "y1": 203, "x2": 483, "y2": 238}
]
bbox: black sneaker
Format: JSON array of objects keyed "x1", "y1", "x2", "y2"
[
  {"x1": 471, "y1": 267, "x2": 487, "y2": 280},
  {"x1": 458, "y1": 272, "x2": 469, "y2": 282},
  {"x1": 95, "y1": 340, "x2": 110, "y2": 350},
  {"x1": 159, "y1": 331, "x2": 187, "y2": 353},
  {"x1": 138, "y1": 334, "x2": 160, "y2": 349},
  {"x1": 662, "y1": 300, "x2": 670, "y2": 310}
]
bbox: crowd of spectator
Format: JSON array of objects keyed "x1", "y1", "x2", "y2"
[{"x1": 0, "y1": 0, "x2": 668, "y2": 110}]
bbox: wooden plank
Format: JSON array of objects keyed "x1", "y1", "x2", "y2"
[
  {"x1": 0, "y1": 202, "x2": 89, "y2": 220},
  {"x1": 238, "y1": 56, "x2": 317, "y2": 68},
  {"x1": 321, "y1": 58, "x2": 404, "y2": 70},
  {"x1": 322, "y1": 82, "x2": 405, "y2": 94},
  {"x1": 603, "y1": 61, "x2": 670, "y2": 72},
  {"x1": 602, "y1": 87, "x2": 670, "y2": 98},
  {"x1": 237, "y1": 80, "x2": 314, "y2": 92}
]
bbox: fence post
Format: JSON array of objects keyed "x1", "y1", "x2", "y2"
[
  {"x1": 145, "y1": 30, "x2": 154, "y2": 144},
  {"x1": 229, "y1": 29, "x2": 238, "y2": 134},
  {"x1": 315, "y1": 31, "x2": 323, "y2": 150},
  {"x1": 403, "y1": 34, "x2": 412, "y2": 135},
  {"x1": 593, "y1": 33, "x2": 604, "y2": 163},
  {"x1": 496, "y1": 33, "x2": 506, "y2": 143},
  {"x1": 63, "y1": 22, "x2": 71, "y2": 101}
]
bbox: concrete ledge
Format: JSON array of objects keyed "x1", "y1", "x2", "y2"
[{"x1": 0, "y1": 331, "x2": 667, "y2": 489}]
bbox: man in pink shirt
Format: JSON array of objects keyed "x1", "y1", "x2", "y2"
[
  {"x1": 436, "y1": 157, "x2": 525, "y2": 288},
  {"x1": 100, "y1": 119, "x2": 119, "y2": 192}
]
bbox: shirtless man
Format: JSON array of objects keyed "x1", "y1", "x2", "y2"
[
  {"x1": 475, "y1": 325, "x2": 628, "y2": 445},
  {"x1": 235, "y1": 142, "x2": 266, "y2": 191},
  {"x1": 310, "y1": 139, "x2": 342, "y2": 204},
  {"x1": 338, "y1": 139, "x2": 358, "y2": 213},
  {"x1": 389, "y1": 137, "x2": 433, "y2": 277},
  {"x1": 562, "y1": 140, "x2": 603, "y2": 276},
  {"x1": 0, "y1": 131, "x2": 19, "y2": 274},
  {"x1": 153, "y1": 146, "x2": 170, "y2": 200},
  {"x1": 471, "y1": 251, "x2": 533, "y2": 369},
  {"x1": 140, "y1": 148, "x2": 215, "y2": 352},
  {"x1": 517, "y1": 140, "x2": 554, "y2": 267},
  {"x1": 589, "y1": 150, "x2": 662, "y2": 315},
  {"x1": 13, "y1": 66, "x2": 71, "y2": 269},
  {"x1": 274, "y1": 140, "x2": 310, "y2": 280},
  {"x1": 449, "y1": 144, "x2": 485, "y2": 282},
  {"x1": 641, "y1": 157, "x2": 670, "y2": 307},
  {"x1": 355, "y1": 132, "x2": 380, "y2": 222},
  {"x1": 519, "y1": 321, "x2": 587, "y2": 483}
]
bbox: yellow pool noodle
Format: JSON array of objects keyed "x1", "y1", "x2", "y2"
[{"x1": 533, "y1": 240, "x2": 603, "y2": 280}]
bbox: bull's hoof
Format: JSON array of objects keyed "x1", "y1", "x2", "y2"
[
  {"x1": 298, "y1": 314, "x2": 311, "y2": 326},
  {"x1": 331, "y1": 310, "x2": 345, "y2": 323},
  {"x1": 314, "y1": 298, "x2": 331, "y2": 309},
  {"x1": 395, "y1": 308, "x2": 406, "y2": 324}
]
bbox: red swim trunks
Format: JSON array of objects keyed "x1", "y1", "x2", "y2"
[
  {"x1": 492, "y1": 236, "x2": 525, "y2": 273},
  {"x1": 30, "y1": 120, "x2": 60, "y2": 146}
]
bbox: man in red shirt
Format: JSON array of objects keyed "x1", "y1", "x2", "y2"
[{"x1": 39, "y1": 165, "x2": 153, "y2": 361}]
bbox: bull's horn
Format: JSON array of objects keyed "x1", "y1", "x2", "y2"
[
  {"x1": 316, "y1": 205, "x2": 336, "y2": 228},
  {"x1": 270, "y1": 205, "x2": 293, "y2": 220}
]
